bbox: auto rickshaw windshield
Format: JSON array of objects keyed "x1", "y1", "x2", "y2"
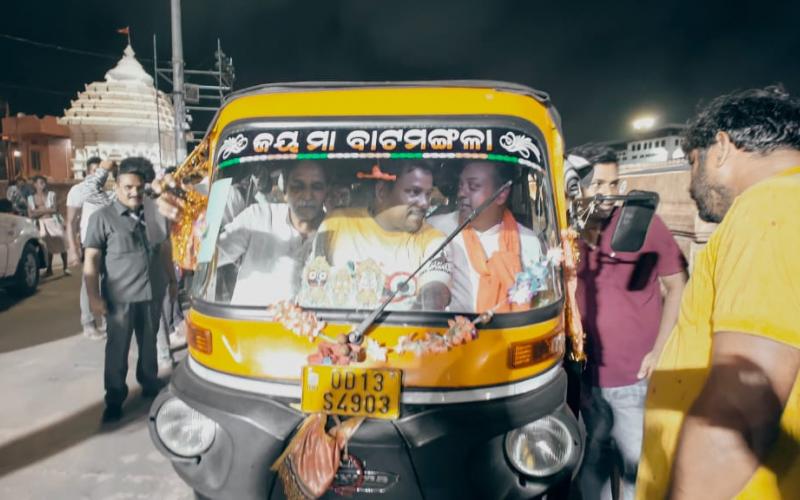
[{"x1": 191, "y1": 125, "x2": 563, "y2": 315}]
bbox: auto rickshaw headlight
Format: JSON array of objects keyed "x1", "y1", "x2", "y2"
[
  {"x1": 505, "y1": 415, "x2": 574, "y2": 477},
  {"x1": 155, "y1": 398, "x2": 217, "y2": 457}
]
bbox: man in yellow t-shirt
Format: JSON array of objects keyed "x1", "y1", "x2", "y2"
[
  {"x1": 636, "y1": 86, "x2": 800, "y2": 499},
  {"x1": 306, "y1": 161, "x2": 452, "y2": 311}
]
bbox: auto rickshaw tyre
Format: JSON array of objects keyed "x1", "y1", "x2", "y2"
[{"x1": 9, "y1": 243, "x2": 40, "y2": 297}]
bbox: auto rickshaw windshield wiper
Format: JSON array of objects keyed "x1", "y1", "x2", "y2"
[{"x1": 347, "y1": 177, "x2": 516, "y2": 345}]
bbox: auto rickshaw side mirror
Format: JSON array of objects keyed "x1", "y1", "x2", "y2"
[{"x1": 610, "y1": 190, "x2": 660, "y2": 253}]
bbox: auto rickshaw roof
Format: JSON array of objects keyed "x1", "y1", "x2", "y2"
[
  {"x1": 207, "y1": 80, "x2": 563, "y2": 137},
  {"x1": 225, "y1": 80, "x2": 552, "y2": 105}
]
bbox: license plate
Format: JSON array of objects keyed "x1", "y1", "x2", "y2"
[{"x1": 301, "y1": 365, "x2": 401, "y2": 420}]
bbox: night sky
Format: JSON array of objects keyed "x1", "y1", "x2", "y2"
[{"x1": 2, "y1": 0, "x2": 799, "y2": 146}]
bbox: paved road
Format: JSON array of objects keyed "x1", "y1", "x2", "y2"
[{"x1": 0, "y1": 270, "x2": 192, "y2": 499}]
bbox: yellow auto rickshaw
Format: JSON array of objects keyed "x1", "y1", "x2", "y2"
[{"x1": 149, "y1": 81, "x2": 589, "y2": 499}]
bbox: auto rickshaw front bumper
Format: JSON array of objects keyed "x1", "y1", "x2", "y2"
[{"x1": 149, "y1": 359, "x2": 584, "y2": 499}]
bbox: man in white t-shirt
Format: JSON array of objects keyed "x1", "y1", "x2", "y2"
[
  {"x1": 429, "y1": 161, "x2": 542, "y2": 313},
  {"x1": 66, "y1": 157, "x2": 115, "y2": 339},
  {"x1": 216, "y1": 161, "x2": 328, "y2": 305}
]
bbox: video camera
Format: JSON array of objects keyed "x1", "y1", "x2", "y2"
[{"x1": 564, "y1": 154, "x2": 660, "y2": 253}]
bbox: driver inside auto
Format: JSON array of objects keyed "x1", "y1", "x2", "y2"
[{"x1": 302, "y1": 160, "x2": 452, "y2": 311}]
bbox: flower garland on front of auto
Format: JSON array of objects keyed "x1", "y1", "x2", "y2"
[
  {"x1": 268, "y1": 246, "x2": 567, "y2": 362},
  {"x1": 267, "y1": 300, "x2": 367, "y2": 365},
  {"x1": 394, "y1": 248, "x2": 563, "y2": 356},
  {"x1": 269, "y1": 299, "x2": 329, "y2": 340},
  {"x1": 269, "y1": 301, "x2": 493, "y2": 363}
]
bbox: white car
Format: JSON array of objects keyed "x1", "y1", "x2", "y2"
[{"x1": 0, "y1": 211, "x2": 48, "y2": 296}]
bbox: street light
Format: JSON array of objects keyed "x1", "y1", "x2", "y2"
[
  {"x1": 632, "y1": 115, "x2": 657, "y2": 131},
  {"x1": 13, "y1": 150, "x2": 21, "y2": 158}
]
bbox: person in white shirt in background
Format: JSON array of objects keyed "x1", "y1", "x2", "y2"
[
  {"x1": 65, "y1": 157, "x2": 115, "y2": 339},
  {"x1": 429, "y1": 161, "x2": 542, "y2": 313}
]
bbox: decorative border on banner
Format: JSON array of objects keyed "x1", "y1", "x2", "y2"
[{"x1": 218, "y1": 151, "x2": 545, "y2": 173}]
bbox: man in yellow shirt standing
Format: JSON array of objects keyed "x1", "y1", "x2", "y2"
[{"x1": 636, "y1": 86, "x2": 800, "y2": 499}]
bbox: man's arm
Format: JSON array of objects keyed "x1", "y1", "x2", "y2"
[
  {"x1": 160, "y1": 240, "x2": 178, "y2": 301},
  {"x1": 638, "y1": 270, "x2": 688, "y2": 379},
  {"x1": 30, "y1": 205, "x2": 54, "y2": 218},
  {"x1": 66, "y1": 205, "x2": 82, "y2": 266},
  {"x1": 83, "y1": 247, "x2": 107, "y2": 318},
  {"x1": 26, "y1": 197, "x2": 43, "y2": 218},
  {"x1": 216, "y1": 207, "x2": 257, "y2": 266},
  {"x1": 417, "y1": 238, "x2": 453, "y2": 311},
  {"x1": 70, "y1": 164, "x2": 112, "y2": 206},
  {"x1": 668, "y1": 332, "x2": 800, "y2": 499},
  {"x1": 84, "y1": 160, "x2": 113, "y2": 191},
  {"x1": 152, "y1": 173, "x2": 187, "y2": 222}
]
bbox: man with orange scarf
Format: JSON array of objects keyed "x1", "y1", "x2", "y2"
[{"x1": 429, "y1": 161, "x2": 543, "y2": 313}]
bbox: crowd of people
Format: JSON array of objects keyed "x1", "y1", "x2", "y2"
[
  {"x1": 157, "y1": 84, "x2": 800, "y2": 500},
  {"x1": 4, "y1": 156, "x2": 185, "y2": 422},
  {"x1": 570, "y1": 86, "x2": 799, "y2": 500},
  {"x1": 5, "y1": 175, "x2": 70, "y2": 276},
  {"x1": 2, "y1": 84, "x2": 797, "y2": 498}
]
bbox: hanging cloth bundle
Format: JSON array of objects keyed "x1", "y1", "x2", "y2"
[{"x1": 272, "y1": 414, "x2": 365, "y2": 499}]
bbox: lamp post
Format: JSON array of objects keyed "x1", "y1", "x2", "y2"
[
  {"x1": 632, "y1": 115, "x2": 657, "y2": 131},
  {"x1": 171, "y1": 0, "x2": 187, "y2": 162}
]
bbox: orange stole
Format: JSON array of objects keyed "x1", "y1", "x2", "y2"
[{"x1": 462, "y1": 209, "x2": 525, "y2": 313}]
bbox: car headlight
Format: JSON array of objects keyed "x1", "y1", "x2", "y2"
[
  {"x1": 155, "y1": 398, "x2": 217, "y2": 457},
  {"x1": 505, "y1": 415, "x2": 574, "y2": 477}
]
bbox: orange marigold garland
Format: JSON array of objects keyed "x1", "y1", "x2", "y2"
[
  {"x1": 307, "y1": 335, "x2": 364, "y2": 366},
  {"x1": 395, "y1": 313, "x2": 489, "y2": 356},
  {"x1": 268, "y1": 300, "x2": 328, "y2": 341}
]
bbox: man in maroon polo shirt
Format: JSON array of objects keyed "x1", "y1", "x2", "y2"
[{"x1": 570, "y1": 145, "x2": 688, "y2": 500}]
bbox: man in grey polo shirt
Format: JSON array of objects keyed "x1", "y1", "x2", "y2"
[{"x1": 84, "y1": 157, "x2": 175, "y2": 423}]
